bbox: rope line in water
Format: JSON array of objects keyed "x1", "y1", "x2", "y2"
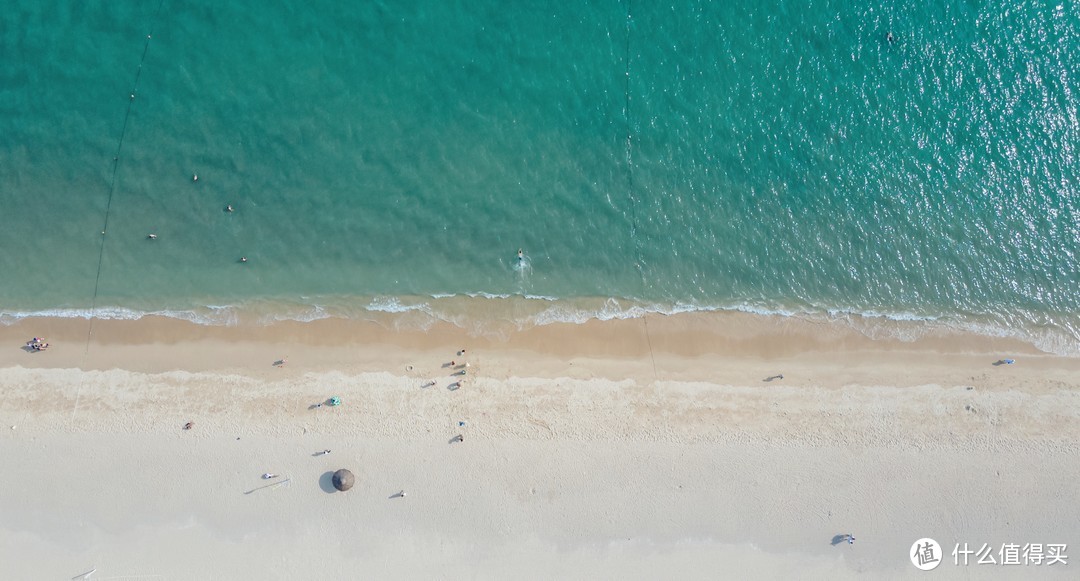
[
  {"x1": 622, "y1": 0, "x2": 659, "y2": 381},
  {"x1": 87, "y1": 0, "x2": 168, "y2": 347},
  {"x1": 73, "y1": 0, "x2": 168, "y2": 422}
]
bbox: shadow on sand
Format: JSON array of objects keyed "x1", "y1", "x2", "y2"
[
  {"x1": 319, "y1": 471, "x2": 337, "y2": 494},
  {"x1": 244, "y1": 478, "x2": 291, "y2": 495}
]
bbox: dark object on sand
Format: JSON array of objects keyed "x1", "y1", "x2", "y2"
[
  {"x1": 183, "y1": 421, "x2": 194, "y2": 430},
  {"x1": 332, "y1": 469, "x2": 355, "y2": 491}
]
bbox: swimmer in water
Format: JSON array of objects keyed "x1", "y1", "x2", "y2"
[
  {"x1": 517, "y1": 249, "x2": 523, "y2": 260},
  {"x1": 192, "y1": 174, "x2": 198, "y2": 182},
  {"x1": 225, "y1": 204, "x2": 234, "y2": 213},
  {"x1": 240, "y1": 257, "x2": 248, "y2": 263},
  {"x1": 147, "y1": 234, "x2": 157, "y2": 240}
]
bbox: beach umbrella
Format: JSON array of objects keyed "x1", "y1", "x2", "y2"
[{"x1": 332, "y1": 469, "x2": 355, "y2": 491}]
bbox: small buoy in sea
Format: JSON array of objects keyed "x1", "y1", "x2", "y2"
[{"x1": 193, "y1": 174, "x2": 198, "y2": 182}]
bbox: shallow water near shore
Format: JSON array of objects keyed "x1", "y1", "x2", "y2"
[{"x1": 1, "y1": 1, "x2": 1078, "y2": 352}]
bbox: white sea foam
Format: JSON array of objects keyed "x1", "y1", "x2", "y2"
[
  {"x1": 2, "y1": 295, "x2": 1075, "y2": 356},
  {"x1": 365, "y1": 297, "x2": 433, "y2": 314},
  {"x1": 0, "y1": 305, "x2": 239, "y2": 326}
]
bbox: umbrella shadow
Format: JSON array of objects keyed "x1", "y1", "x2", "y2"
[
  {"x1": 319, "y1": 471, "x2": 337, "y2": 494},
  {"x1": 308, "y1": 398, "x2": 338, "y2": 410},
  {"x1": 831, "y1": 534, "x2": 846, "y2": 546}
]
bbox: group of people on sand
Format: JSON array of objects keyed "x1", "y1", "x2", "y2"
[{"x1": 25, "y1": 337, "x2": 49, "y2": 351}]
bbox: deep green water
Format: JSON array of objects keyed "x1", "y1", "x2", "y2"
[{"x1": 1, "y1": 1, "x2": 1078, "y2": 351}]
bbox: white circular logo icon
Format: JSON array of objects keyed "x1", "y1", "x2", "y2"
[{"x1": 910, "y1": 538, "x2": 943, "y2": 570}]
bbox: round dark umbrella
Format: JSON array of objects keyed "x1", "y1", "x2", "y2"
[{"x1": 332, "y1": 469, "x2": 355, "y2": 491}]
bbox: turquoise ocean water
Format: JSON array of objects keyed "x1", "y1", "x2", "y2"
[{"x1": 1, "y1": 1, "x2": 1078, "y2": 352}]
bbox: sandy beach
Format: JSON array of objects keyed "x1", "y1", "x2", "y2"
[{"x1": 1, "y1": 312, "x2": 1077, "y2": 579}]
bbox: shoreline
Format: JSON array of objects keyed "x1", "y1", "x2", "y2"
[
  {"x1": 2, "y1": 293, "x2": 1077, "y2": 357},
  {"x1": 0, "y1": 308, "x2": 1074, "y2": 378},
  {"x1": 2, "y1": 311, "x2": 1078, "y2": 578}
]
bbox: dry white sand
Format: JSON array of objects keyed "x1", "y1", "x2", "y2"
[{"x1": 0, "y1": 313, "x2": 1077, "y2": 579}]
